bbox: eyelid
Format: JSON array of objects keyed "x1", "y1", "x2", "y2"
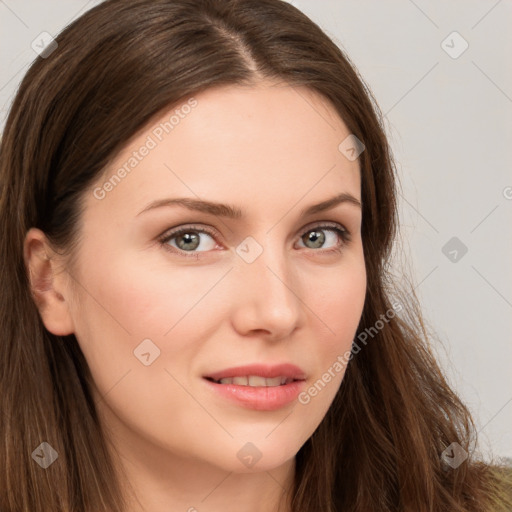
[{"x1": 300, "y1": 220, "x2": 347, "y2": 234}]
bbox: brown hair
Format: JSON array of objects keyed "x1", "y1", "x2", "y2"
[{"x1": 0, "y1": 0, "x2": 510, "y2": 510}]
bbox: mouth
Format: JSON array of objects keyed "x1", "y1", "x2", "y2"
[
  {"x1": 202, "y1": 363, "x2": 307, "y2": 411},
  {"x1": 204, "y1": 375, "x2": 301, "y2": 387},
  {"x1": 203, "y1": 363, "x2": 306, "y2": 385}
]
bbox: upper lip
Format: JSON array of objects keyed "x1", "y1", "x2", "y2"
[{"x1": 204, "y1": 363, "x2": 306, "y2": 381}]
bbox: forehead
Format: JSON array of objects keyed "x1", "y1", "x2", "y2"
[{"x1": 86, "y1": 82, "x2": 361, "y2": 223}]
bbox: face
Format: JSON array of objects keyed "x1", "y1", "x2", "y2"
[{"x1": 28, "y1": 82, "x2": 366, "y2": 476}]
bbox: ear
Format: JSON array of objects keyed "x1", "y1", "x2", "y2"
[{"x1": 23, "y1": 227, "x2": 75, "y2": 336}]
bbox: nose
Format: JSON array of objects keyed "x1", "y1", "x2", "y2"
[{"x1": 229, "y1": 238, "x2": 304, "y2": 341}]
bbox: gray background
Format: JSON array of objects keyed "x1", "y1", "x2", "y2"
[{"x1": 1, "y1": 0, "x2": 510, "y2": 460}]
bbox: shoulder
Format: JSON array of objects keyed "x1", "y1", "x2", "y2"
[{"x1": 485, "y1": 460, "x2": 512, "y2": 511}]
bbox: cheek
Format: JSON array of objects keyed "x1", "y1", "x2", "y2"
[
  {"x1": 309, "y1": 255, "x2": 367, "y2": 349},
  {"x1": 70, "y1": 253, "x2": 232, "y2": 385},
  {"x1": 69, "y1": 257, "x2": 225, "y2": 445},
  {"x1": 74, "y1": 250, "x2": 218, "y2": 338},
  {"x1": 299, "y1": 254, "x2": 366, "y2": 399}
]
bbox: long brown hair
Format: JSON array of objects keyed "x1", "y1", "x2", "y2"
[{"x1": 0, "y1": 0, "x2": 510, "y2": 510}]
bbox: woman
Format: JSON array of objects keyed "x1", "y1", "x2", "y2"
[{"x1": 0, "y1": 0, "x2": 510, "y2": 510}]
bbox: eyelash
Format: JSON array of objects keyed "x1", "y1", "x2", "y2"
[{"x1": 157, "y1": 222, "x2": 351, "y2": 259}]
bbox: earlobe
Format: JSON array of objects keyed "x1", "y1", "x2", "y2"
[{"x1": 23, "y1": 228, "x2": 75, "y2": 336}]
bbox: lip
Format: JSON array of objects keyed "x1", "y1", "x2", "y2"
[
  {"x1": 204, "y1": 379, "x2": 305, "y2": 411},
  {"x1": 204, "y1": 363, "x2": 307, "y2": 381},
  {"x1": 203, "y1": 363, "x2": 307, "y2": 411}
]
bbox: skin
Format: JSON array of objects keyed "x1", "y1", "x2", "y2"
[{"x1": 24, "y1": 81, "x2": 366, "y2": 512}]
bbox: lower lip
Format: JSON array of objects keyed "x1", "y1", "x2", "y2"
[{"x1": 203, "y1": 378, "x2": 306, "y2": 411}]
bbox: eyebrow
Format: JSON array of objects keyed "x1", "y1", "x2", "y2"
[{"x1": 136, "y1": 192, "x2": 362, "y2": 219}]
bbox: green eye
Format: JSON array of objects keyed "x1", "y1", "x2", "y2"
[
  {"x1": 158, "y1": 222, "x2": 351, "y2": 258},
  {"x1": 297, "y1": 224, "x2": 351, "y2": 253}
]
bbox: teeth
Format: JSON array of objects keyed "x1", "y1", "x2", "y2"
[
  {"x1": 216, "y1": 376, "x2": 293, "y2": 387},
  {"x1": 248, "y1": 376, "x2": 267, "y2": 387}
]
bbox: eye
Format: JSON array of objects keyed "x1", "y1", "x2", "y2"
[
  {"x1": 158, "y1": 222, "x2": 351, "y2": 258},
  {"x1": 158, "y1": 224, "x2": 218, "y2": 258},
  {"x1": 296, "y1": 223, "x2": 351, "y2": 254}
]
